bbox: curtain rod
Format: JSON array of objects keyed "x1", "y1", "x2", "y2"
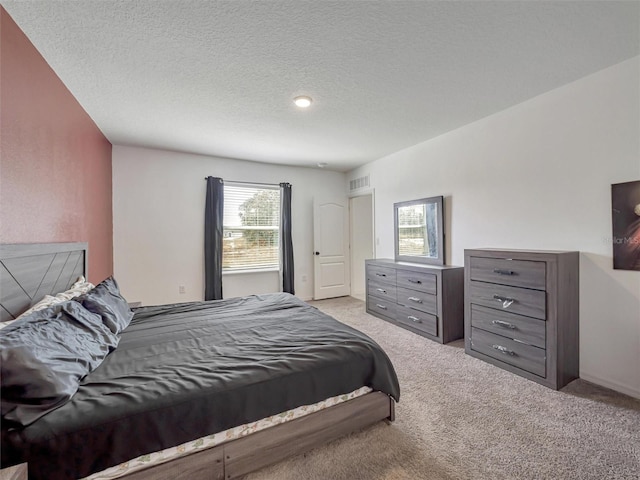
[{"x1": 204, "y1": 177, "x2": 286, "y2": 187}]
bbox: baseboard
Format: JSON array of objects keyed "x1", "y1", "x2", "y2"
[{"x1": 579, "y1": 372, "x2": 640, "y2": 399}]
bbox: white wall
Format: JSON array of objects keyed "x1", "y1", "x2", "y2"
[
  {"x1": 348, "y1": 57, "x2": 640, "y2": 398},
  {"x1": 112, "y1": 146, "x2": 346, "y2": 304}
]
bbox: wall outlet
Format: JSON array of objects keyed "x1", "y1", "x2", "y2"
[
  {"x1": 179, "y1": 285, "x2": 186, "y2": 294},
  {"x1": 301, "y1": 275, "x2": 308, "y2": 282}
]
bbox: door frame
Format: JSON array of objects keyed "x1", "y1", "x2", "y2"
[{"x1": 349, "y1": 188, "x2": 375, "y2": 300}]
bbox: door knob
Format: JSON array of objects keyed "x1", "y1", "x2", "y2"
[{"x1": 314, "y1": 252, "x2": 320, "y2": 255}]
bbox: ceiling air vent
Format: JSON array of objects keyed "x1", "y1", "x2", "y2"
[{"x1": 349, "y1": 175, "x2": 370, "y2": 191}]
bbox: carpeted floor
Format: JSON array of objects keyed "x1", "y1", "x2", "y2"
[{"x1": 244, "y1": 296, "x2": 640, "y2": 480}]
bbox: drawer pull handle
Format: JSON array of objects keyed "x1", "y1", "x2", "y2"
[
  {"x1": 493, "y1": 269, "x2": 515, "y2": 276},
  {"x1": 376, "y1": 304, "x2": 388, "y2": 310},
  {"x1": 375, "y1": 273, "x2": 387, "y2": 277},
  {"x1": 492, "y1": 344, "x2": 515, "y2": 356},
  {"x1": 376, "y1": 288, "x2": 387, "y2": 294},
  {"x1": 408, "y1": 296, "x2": 422, "y2": 303},
  {"x1": 408, "y1": 279, "x2": 422, "y2": 284},
  {"x1": 407, "y1": 315, "x2": 421, "y2": 323},
  {"x1": 492, "y1": 320, "x2": 516, "y2": 329},
  {"x1": 493, "y1": 294, "x2": 515, "y2": 309}
]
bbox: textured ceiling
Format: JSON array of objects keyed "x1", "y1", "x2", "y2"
[{"x1": 2, "y1": 1, "x2": 639, "y2": 172}]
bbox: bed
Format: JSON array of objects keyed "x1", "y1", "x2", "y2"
[{"x1": 0, "y1": 243, "x2": 400, "y2": 480}]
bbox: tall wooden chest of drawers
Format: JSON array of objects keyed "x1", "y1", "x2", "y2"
[
  {"x1": 365, "y1": 259, "x2": 464, "y2": 344},
  {"x1": 464, "y1": 249, "x2": 579, "y2": 390}
]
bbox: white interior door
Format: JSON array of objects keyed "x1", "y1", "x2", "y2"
[{"x1": 313, "y1": 197, "x2": 350, "y2": 300}]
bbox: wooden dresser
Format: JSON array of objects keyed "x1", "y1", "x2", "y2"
[
  {"x1": 464, "y1": 249, "x2": 579, "y2": 390},
  {"x1": 365, "y1": 259, "x2": 464, "y2": 344}
]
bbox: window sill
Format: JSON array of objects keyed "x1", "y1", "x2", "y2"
[{"x1": 222, "y1": 268, "x2": 280, "y2": 276}]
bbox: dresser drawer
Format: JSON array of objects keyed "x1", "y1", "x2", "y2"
[
  {"x1": 368, "y1": 279, "x2": 397, "y2": 301},
  {"x1": 469, "y1": 280, "x2": 546, "y2": 320},
  {"x1": 396, "y1": 286, "x2": 437, "y2": 315},
  {"x1": 396, "y1": 305, "x2": 438, "y2": 336},
  {"x1": 367, "y1": 296, "x2": 397, "y2": 319},
  {"x1": 396, "y1": 269, "x2": 436, "y2": 294},
  {"x1": 470, "y1": 304, "x2": 545, "y2": 349},
  {"x1": 367, "y1": 264, "x2": 396, "y2": 284},
  {"x1": 469, "y1": 256, "x2": 546, "y2": 290},
  {"x1": 470, "y1": 327, "x2": 546, "y2": 377}
]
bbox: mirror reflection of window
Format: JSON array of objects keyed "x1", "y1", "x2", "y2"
[
  {"x1": 397, "y1": 204, "x2": 438, "y2": 258},
  {"x1": 394, "y1": 195, "x2": 444, "y2": 265}
]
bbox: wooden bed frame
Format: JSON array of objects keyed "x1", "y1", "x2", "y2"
[
  {"x1": 0, "y1": 242, "x2": 395, "y2": 480},
  {"x1": 0, "y1": 242, "x2": 87, "y2": 322}
]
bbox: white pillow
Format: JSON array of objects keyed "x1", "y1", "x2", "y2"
[
  {"x1": 54, "y1": 276, "x2": 95, "y2": 301},
  {"x1": 72, "y1": 275, "x2": 93, "y2": 291},
  {"x1": 3, "y1": 277, "x2": 96, "y2": 328},
  {"x1": 5, "y1": 295, "x2": 62, "y2": 328}
]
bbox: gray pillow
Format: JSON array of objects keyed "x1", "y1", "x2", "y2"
[
  {"x1": 75, "y1": 276, "x2": 133, "y2": 334},
  {"x1": 0, "y1": 301, "x2": 120, "y2": 427}
]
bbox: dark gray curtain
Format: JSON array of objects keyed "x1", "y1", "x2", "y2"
[
  {"x1": 205, "y1": 177, "x2": 224, "y2": 300},
  {"x1": 280, "y1": 183, "x2": 295, "y2": 294}
]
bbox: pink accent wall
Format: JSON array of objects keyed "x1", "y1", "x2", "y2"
[{"x1": 0, "y1": 7, "x2": 113, "y2": 283}]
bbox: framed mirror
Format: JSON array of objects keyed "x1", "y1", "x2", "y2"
[{"x1": 394, "y1": 196, "x2": 444, "y2": 265}]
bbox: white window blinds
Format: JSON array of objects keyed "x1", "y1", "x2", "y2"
[{"x1": 223, "y1": 184, "x2": 280, "y2": 271}]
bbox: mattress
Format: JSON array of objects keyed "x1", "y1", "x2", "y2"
[{"x1": 2, "y1": 293, "x2": 400, "y2": 480}]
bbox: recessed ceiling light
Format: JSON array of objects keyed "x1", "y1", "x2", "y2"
[
  {"x1": 317, "y1": 162, "x2": 328, "y2": 168},
  {"x1": 294, "y1": 96, "x2": 313, "y2": 108}
]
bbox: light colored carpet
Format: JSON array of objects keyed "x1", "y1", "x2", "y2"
[{"x1": 244, "y1": 296, "x2": 640, "y2": 480}]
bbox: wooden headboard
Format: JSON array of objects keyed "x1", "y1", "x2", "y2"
[{"x1": 0, "y1": 242, "x2": 88, "y2": 322}]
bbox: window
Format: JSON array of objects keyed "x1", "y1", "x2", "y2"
[{"x1": 223, "y1": 183, "x2": 280, "y2": 272}]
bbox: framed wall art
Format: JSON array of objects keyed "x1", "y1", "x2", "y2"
[{"x1": 611, "y1": 180, "x2": 640, "y2": 271}]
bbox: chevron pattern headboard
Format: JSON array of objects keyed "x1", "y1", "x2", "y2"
[{"x1": 0, "y1": 243, "x2": 88, "y2": 322}]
